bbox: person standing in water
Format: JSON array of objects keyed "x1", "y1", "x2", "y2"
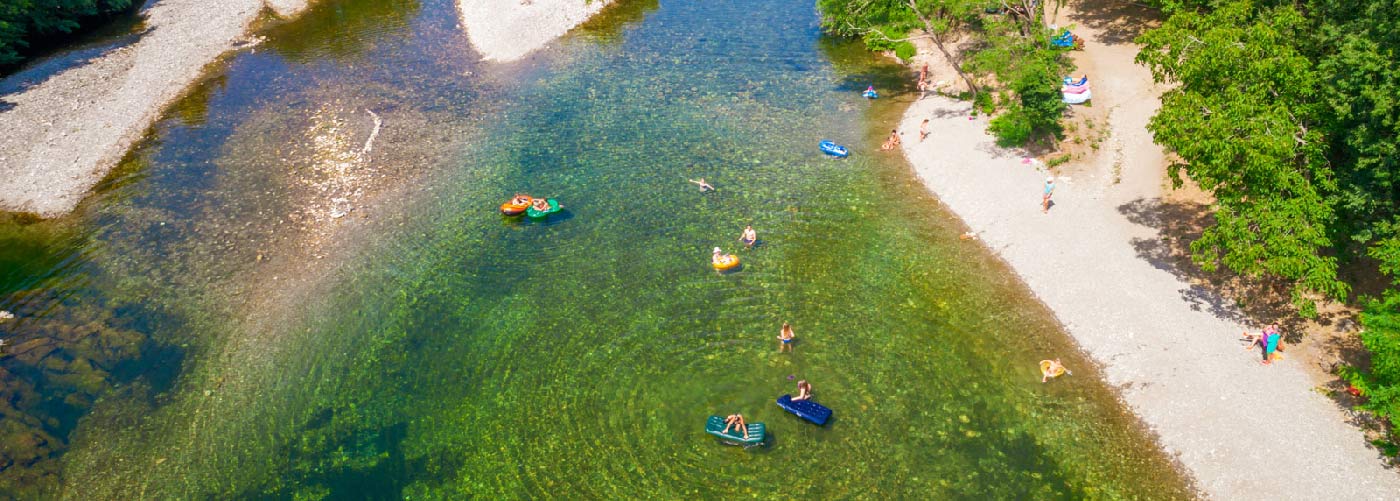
[
  {"x1": 740, "y1": 226, "x2": 757, "y2": 248},
  {"x1": 778, "y1": 322, "x2": 795, "y2": 352}
]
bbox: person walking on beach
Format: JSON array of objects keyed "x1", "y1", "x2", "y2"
[
  {"x1": 778, "y1": 322, "x2": 795, "y2": 352},
  {"x1": 1042, "y1": 176, "x2": 1055, "y2": 214},
  {"x1": 919, "y1": 119, "x2": 931, "y2": 141}
]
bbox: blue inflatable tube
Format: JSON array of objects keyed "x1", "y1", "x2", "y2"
[
  {"x1": 819, "y1": 140, "x2": 849, "y2": 158},
  {"x1": 776, "y1": 394, "x2": 832, "y2": 426}
]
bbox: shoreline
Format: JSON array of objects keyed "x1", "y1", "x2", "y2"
[
  {"x1": 899, "y1": 15, "x2": 1400, "y2": 501},
  {"x1": 456, "y1": 0, "x2": 617, "y2": 62},
  {"x1": 0, "y1": 0, "x2": 311, "y2": 218}
]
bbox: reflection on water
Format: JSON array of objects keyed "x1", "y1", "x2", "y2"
[{"x1": 2, "y1": 0, "x2": 1193, "y2": 498}]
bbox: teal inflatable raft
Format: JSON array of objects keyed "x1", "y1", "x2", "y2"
[
  {"x1": 526, "y1": 198, "x2": 561, "y2": 220},
  {"x1": 705, "y1": 415, "x2": 765, "y2": 446}
]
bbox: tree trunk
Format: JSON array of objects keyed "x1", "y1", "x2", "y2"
[{"x1": 906, "y1": 0, "x2": 977, "y2": 98}]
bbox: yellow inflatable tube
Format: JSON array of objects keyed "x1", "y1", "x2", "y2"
[
  {"x1": 712, "y1": 254, "x2": 740, "y2": 271},
  {"x1": 1040, "y1": 360, "x2": 1066, "y2": 379}
]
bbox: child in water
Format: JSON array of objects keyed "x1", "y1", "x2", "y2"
[
  {"x1": 793, "y1": 380, "x2": 813, "y2": 401},
  {"x1": 778, "y1": 322, "x2": 795, "y2": 352}
]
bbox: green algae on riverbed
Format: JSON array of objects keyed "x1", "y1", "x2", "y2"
[{"x1": 3, "y1": 0, "x2": 1191, "y2": 497}]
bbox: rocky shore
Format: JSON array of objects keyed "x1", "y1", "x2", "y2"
[
  {"x1": 457, "y1": 0, "x2": 616, "y2": 62},
  {"x1": 0, "y1": 0, "x2": 309, "y2": 218}
]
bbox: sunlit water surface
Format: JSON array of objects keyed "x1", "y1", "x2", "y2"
[{"x1": 0, "y1": 0, "x2": 1192, "y2": 497}]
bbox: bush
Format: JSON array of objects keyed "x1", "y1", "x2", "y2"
[
  {"x1": 973, "y1": 90, "x2": 994, "y2": 114},
  {"x1": 988, "y1": 106, "x2": 1032, "y2": 146},
  {"x1": 893, "y1": 41, "x2": 916, "y2": 62},
  {"x1": 1340, "y1": 291, "x2": 1400, "y2": 450}
]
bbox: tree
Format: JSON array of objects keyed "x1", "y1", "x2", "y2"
[
  {"x1": 0, "y1": 0, "x2": 135, "y2": 68},
  {"x1": 1137, "y1": 1, "x2": 1345, "y2": 314},
  {"x1": 816, "y1": 0, "x2": 982, "y2": 96}
]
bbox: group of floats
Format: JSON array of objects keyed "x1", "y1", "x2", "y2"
[
  {"x1": 499, "y1": 194, "x2": 563, "y2": 220},
  {"x1": 1061, "y1": 75, "x2": 1091, "y2": 105},
  {"x1": 706, "y1": 392, "x2": 833, "y2": 448}
]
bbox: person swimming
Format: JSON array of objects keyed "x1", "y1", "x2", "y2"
[
  {"x1": 689, "y1": 178, "x2": 715, "y2": 192},
  {"x1": 793, "y1": 380, "x2": 813, "y2": 401},
  {"x1": 740, "y1": 226, "x2": 757, "y2": 248},
  {"x1": 723, "y1": 413, "x2": 749, "y2": 439}
]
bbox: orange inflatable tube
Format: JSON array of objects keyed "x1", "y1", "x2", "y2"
[{"x1": 501, "y1": 196, "x2": 532, "y2": 216}]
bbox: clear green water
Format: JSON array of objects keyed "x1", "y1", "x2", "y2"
[{"x1": 0, "y1": 0, "x2": 1192, "y2": 498}]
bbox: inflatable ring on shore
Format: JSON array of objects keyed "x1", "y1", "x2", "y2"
[
  {"x1": 712, "y1": 255, "x2": 740, "y2": 271},
  {"x1": 501, "y1": 197, "x2": 532, "y2": 216},
  {"x1": 1040, "y1": 360, "x2": 1065, "y2": 379}
]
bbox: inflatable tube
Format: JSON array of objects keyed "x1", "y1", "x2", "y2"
[
  {"x1": 862, "y1": 89, "x2": 878, "y2": 99},
  {"x1": 526, "y1": 198, "x2": 561, "y2": 219},
  {"x1": 1040, "y1": 360, "x2": 1065, "y2": 379},
  {"x1": 1062, "y1": 89, "x2": 1091, "y2": 104},
  {"x1": 1062, "y1": 76, "x2": 1088, "y2": 87},
  {"x1": 776, "y1": 394, "x2": 832, "y2": 426},
  {"x1": 705, "y1": 415, "x2": 766, "y2": 446},
  {"x1": 500, "y1": 197, "x2": 532, "y2": 216},
  {"x1": 819, "y1": 140, "x2": 849, "y2": 158},
  {"x1": 712, "y1": 254, "x2": 740, "y2": 271}
]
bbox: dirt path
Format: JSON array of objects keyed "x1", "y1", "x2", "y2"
[{"x1": 899, "y1": 2, "x2": 1400, "y2": 497}]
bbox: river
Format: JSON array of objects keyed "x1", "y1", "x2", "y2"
[{"x1": 0, "y1": 0, "x2": 1192, "y2": 497}]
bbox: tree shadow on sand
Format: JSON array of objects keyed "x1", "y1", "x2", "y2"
[
  {"x1": 1058, "y1": 0, "x2": 1164, "y2": 46},
  {"x1": 1116, "y1": 196, "x2": 1400, "y2": 462}
]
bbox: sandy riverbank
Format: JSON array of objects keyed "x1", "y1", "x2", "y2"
[
  {"x1": 898, "y1": 5, "x2": 1400, "y2": 498},
  {"x1": 457, "y1": 0, "x2": 616, "y2": 62},
  {"x1": 0, "y1": 0, "x2": 310, "y2": 218}
]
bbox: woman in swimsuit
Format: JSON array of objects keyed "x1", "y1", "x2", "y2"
[
  {"x1": 793, "y1": 380, "x2": 813, "y2": 401},
  {"x1": 778, "y1": 322, "x2": 795, "y2": 352},
  {"x1": 740, "y1": 226, "x2": 757, "y2": 248},
  {"x1": 723, "y1": 413, "x2": 749, "y2": 439},
  {"x1": 531, "y1": 198, "x2": 551, "y2": 212}
]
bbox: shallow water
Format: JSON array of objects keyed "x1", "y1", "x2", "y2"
[{"x1": 0, "y1": 0, "x2": 1192, "y2": 497}]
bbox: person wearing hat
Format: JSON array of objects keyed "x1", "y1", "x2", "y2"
[{"x1": 1042, "y1": 176, "x2": 1056, "y2": 214}]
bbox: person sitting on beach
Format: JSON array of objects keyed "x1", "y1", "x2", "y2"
[
  {"x1": 919, "y1": 119, "x2": 931, "y2": 141},
  {"x1": 740, "y1": 226, "x2": 757, "y2": 248},
  {"x1": 1041, "y1": 359, "x2": 1068, "y2": 382},
  {"x1": 531, "y1": 198, "x2": 551, "y2": 211},
  {"x1": 778, "y1": 321, "x2": 795, "y2": 352},
  {"x1": 880, "y1": 129, "x2": 901, "y2": 150},
  {"x1": 689, "y1": 178, "x2": 715, "y2": 192},
  {"x1": 723, "y1": 413, "x2": 749, "y2": 439},
  {"x1": 793, "y1": 380, "x2": 813, "y2": 401}
]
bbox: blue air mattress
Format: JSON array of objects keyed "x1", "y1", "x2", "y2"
[{"x1": 776, "y1": 394, "x2": 832, "y2": 426}]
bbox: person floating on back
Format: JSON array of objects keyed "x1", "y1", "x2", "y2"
[
  {"x1": 723, "y1": 413, "x2": 749, "y2": 439},
  {"x1": 740, "y1": 226, "x2": 757, "y2": 248},
  {"x1": 793, "y1": 380, "x2": 813, "y2": 401},
  {"x1": 778, "y1": 321, "x2": 795, "y2": 352}
]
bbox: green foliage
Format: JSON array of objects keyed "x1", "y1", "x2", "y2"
[
  {"x1": 988, "y1": 106, "x2": 1032, "y2": 146},
  {"x1": 0, "y1": 0, "x2": 135, "y2": 67},
  {"x1": 893, "y1": 41, "x2": 916, "y2": 61},
  {"x1": 1340, "y1": 291, "x2": 1400, "y2": 444},
  {"x1": 1136, "y1": 1, "x2": 1346, "y2": 312}
]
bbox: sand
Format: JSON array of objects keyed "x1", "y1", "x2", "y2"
[
  {"x1": 0, "y1": 0, "x2": 308, "y2": 218},
  {"x1": 456, "y1": 0, "x2": 616, "y2": 62},
  {"x1": 898, "y1": 4, "x2": 1400, "y2": 498}
]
